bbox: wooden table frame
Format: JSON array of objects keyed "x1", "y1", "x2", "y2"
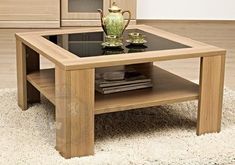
[{"x1": 15, "y1": 25, "x2": 226, "y2": 158}]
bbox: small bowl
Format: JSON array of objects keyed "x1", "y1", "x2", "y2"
[
  {"x1": 128, "y1": 32, "x2": 146, "y2": 45},
  {"x1": 126, "y1": 39, "x2": 147, "y2": 45},
  {"x1": 102, "y1": 35, "x2": 123, "y2": 48},
  {"x1": 129, "y1": 32, "x2": 145, "y2": 37},
  {"x1": 105, "y1": 35, "x2": 122, "y2": 45}
]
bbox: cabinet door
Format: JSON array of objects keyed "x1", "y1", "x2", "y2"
[
  {"x1": 62, "y1": 0, "x2": 110, "y2": 20},
  {"x1": 0, "y1": 0, "x2": 59, "y2": 21},
  {"x1": 111, "y1": 0, "x2": 136, "y2": 19}
]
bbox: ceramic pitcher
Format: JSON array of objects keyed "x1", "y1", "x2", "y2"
[{"x1": 98, "y1": 2, "x2": 131, "y2": 37}]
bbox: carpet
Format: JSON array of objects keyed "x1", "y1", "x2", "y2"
[{"x1": 0, "y1": 88, "x2": 234, "y2": 165}]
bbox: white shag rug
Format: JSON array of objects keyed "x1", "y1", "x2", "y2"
[{"x1": 0, "y1": 88, "x2": 235, "y2": 165}]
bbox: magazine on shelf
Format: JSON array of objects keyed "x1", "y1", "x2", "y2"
[
  {"x1": 96, "y1": 75, "x2": 151, "y2": 88},
  {"x1": 95, "y1": 67, "x2": 153, "y2": 94},
  {"x1": 96, "y1": 82, "x2": 153, "y2": 94}
]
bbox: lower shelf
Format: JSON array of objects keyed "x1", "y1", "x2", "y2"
[
  {"x1": 27, "y1": 66, "x2": 199, "y2": 114},
  {"x1": 27, "y1": 69, "x2": 55, "y2": 104}
]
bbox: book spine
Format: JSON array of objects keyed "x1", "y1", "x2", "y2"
[
  {"x1": 102, "y1": 82, "x2": 152, "y2": 91},
  {"x1": 102, "y1": 84, "x2": 153, "y2": 94},
  {"x1": 98, "y1": 79, "x2": 152, "y2": 88}
]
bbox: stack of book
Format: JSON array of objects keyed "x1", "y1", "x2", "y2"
[{"x1": 95, "y1": 68, "x2": 153, "y2": 94}]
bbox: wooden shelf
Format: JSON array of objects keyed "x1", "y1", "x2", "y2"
[
  {"x1": 95, "y1": 66, "x2": 199, "y2": 114},
  {"x1": 27, "y1": 66, "x2": 199, "y2": 114},
  {"x1": 27, "y1": 69, "x2": 55, "y2": 105}
]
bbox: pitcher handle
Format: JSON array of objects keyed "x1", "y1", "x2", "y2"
[
  {"x1": 98, "y1": 9, "x2": 107, "y2": 35},
  {"x1": 122, "y1": 10, "x2": 131, "y2": 35}
]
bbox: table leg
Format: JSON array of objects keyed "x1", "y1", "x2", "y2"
[
  {"x1": 55, "y1": 66, "x2": 95, "y2": 158},
  {"x1": 197, "y1": 54, "x2": 226, "y2": 135},
  {"x1": 16, "y1": 40, "x2": 40, "y2": 110}
]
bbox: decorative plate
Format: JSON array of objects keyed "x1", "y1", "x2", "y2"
[
  {"x1": 126, "y1": 39, "x2": 147, "y2": 45},
  {"x1": 102, "y1": 42, "x2": 123, "y2": 48}
]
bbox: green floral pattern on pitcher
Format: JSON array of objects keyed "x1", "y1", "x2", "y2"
[
  {"x1": 104, "y1": 13, "x2": 124, "y2": 37},
  {"x1": 98, "y1": 2, "x2": 131, "y2": 37}
]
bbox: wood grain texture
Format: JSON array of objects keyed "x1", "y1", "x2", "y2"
[
  {"x1": 0, "y1": 0, "x2": 60, "y2": 28},
  {"x1": 16, "y1": 41, "x2": 41, "y2": 109},
  {"x1": 137, "y1": 21, "x2": 234, "y2": 90},
  {"x1": 55, "y1": 66, "x2": 72, "y2": 158},
  {"x1": 95, "y1": 65, "x2": 199, "y2": 114},
  {"x1": 15, "y1": 34, "x2": 78, "y2": 69},
  {"x1": 1, "y1": 22, "x2": 234, "y2": 89},
  {"x1": 197, "y1": 54, "x2": 226, "y2": 135},
  {"x1": 55, "y1": 66, "x2": 95, "y2": 158},
  {"x1": 0, "y1": 21, "x2": 60, "y2": 28},
  {"x1": 25, "y1": 47, "x2": 40, "y2": 103},
  {"x1": 12, "y1": 22, "x2": 229, "y2": 158},
  {"x1": 15, "y1": 25, "x2": 225, "y2": 71},
  {"x1": 16, "y1": 39, "x2": 27, "y2": 110},
  {"x1": 62, "y1": 46, "x2": 225, "y2": 70},
  {"x1": 70, "y1": 68, "x2": 95, "y2": 157},
  {"x1": 27, "y1": 69, "x2": 55, "y2": 104},
  {"x1": 26, "y1": 66, "x2": 199, "y2": 114}
]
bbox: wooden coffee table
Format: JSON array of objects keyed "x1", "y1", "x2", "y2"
[{"x1": 15, "y1": 25, "x2": 226, "y2": 158}]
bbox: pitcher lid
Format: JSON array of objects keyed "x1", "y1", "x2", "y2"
[{"x1": 108, "y1": 2, "x2": 121, "y2": 12}]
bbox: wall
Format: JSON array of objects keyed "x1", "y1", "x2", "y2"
[{"x1": 137, "y1": 0, "x2": 235, "y2": 20}]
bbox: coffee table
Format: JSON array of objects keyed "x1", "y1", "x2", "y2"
[{"x1": 15, "y1": 25, "x2": 226, "y2": 158}]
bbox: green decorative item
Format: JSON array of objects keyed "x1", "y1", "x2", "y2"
[
  {"x1": 102, "y1": 35, "x2": 123, "y2": 48},
  {"x1": 127, "y1": 32, "x2": 147, "y2": 45},
  {"x1": 98, "y1": 2, "x2": 131, "y2": 37}
]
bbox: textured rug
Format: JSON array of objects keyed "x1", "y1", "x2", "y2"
[{"x1": 0, "y1": 88, "x2": 234, "y2": 165}]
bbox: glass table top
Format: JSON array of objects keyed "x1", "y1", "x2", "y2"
[{"x1": 44, "y1": 29, "x2": 191, "y2": 58}]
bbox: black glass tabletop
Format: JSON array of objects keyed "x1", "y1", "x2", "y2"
[{"x1": 44, "y1": 29, "x2": 191, "y2": 58}]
